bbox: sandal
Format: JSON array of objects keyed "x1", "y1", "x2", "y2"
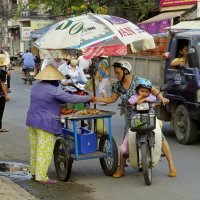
[
  {"x1": 37, "y1": 178, "x2": 58, "y2": 185},
  {"x1": 0, "y1": 128, "x2": 9, "y2": 132},
  {"x1": 113, "y1": 170, "x2": 124, "y2": 178},
  {"x1": 169, "y1": 170, "x2": 177, "y2": 177}
]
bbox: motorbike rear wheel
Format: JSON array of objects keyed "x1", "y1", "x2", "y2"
[{"x1": 141, "y1": 143, "x2": 152, "y2": 185}]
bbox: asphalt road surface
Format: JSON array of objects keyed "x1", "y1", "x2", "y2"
[{"x1": 0, "y1": 69, "x2": 200, "y2": 200}]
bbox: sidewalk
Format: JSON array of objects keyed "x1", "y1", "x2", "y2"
[{"x1": 0, "y1": 176, "x2": 37, "y2": 200}]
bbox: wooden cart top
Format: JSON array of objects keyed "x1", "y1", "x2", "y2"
[{"x1": 61, "y1": 110, "x2": 115, "y2": 120}]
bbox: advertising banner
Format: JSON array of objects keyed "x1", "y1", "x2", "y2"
[
  {"x1": 31, "y1": 20, "x2": 55, "y2": 30},
  {"x1": 21, "y1": 27, "x2": 31, "y2": 41},
  {"x1": 138, "y1": 19, "x2": 171, "y2": 35},
  {"x1": 160, "y1": 0, "x2": 197, "y2": 7}
]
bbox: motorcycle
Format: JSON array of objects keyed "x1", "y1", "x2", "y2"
[
  {"x1": 120, "y1": 102, "x2": 162, "y2": 185},
  {"x1": 23, "y1": 68, "x2": 35, "y2": 85},
  {"x1": 62, "y1": 75, "x2": 92, "y2": 128},
  {"x1": 10, "y1": 52, "x2": 23, "y2": 67}
]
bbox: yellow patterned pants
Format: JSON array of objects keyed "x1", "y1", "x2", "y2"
[{"x1": 28, "y1": 127, "x2": 56, "y2": 181}]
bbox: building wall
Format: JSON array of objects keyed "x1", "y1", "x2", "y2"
[{"x1": 0, "y1": 0, "x2": 56, "y2": 56}]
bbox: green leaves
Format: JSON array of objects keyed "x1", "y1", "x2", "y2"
[{"x1": 15, "y1": 0, "x2": 155, "y2": 21}]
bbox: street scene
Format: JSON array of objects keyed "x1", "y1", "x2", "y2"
[
  {"x1": 0, "y1": 68, "x2": 200, "y2": 200},
  {"x1": 1, "y1": 0, "x2": 200, "y2": 200}
]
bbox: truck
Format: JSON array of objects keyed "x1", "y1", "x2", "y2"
[{"x1": 110, "y1": 29, "x2": 200, "y2": 145}]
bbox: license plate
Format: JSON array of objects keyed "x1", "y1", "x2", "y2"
[{"x1": 30, "y1": 71, "x2": 35, "y2": 76}]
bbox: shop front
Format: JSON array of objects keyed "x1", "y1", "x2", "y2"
[{"x1": 138, "y1": 0, "x2": 197, "y2": 35}]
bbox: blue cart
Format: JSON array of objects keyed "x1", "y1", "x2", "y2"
[{"x1": 54, "y1": 110, "x2": 118, "y2": 181}]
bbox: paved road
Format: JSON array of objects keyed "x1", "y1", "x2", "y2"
[{"x1": 1, "y1": 69, "x2": 200, "y2": 200}]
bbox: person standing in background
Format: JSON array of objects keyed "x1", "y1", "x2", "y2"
[
  {"x1": 0, "y1": 49, "x2": 11, "y2": 93},
  {"x1": 0, "y1": 54, "x2": 10, "y2": 133},
  {"x1": 95, "y1": 56, "x2": 110, "y2": 98}
]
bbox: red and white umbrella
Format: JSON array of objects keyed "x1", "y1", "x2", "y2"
[{"x1": 34, "y1": 13, "x2": 155, "y2": 59}]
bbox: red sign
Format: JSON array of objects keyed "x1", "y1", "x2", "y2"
[{"x1": 160, "y1": 0, "x2": 197, "y2": 7}]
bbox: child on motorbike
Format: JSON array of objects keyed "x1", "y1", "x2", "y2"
[{"x1": 119, "y1": 78, "x2": 156, "y2": 156}]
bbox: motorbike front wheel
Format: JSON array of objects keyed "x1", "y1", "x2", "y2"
[
  {"x1": 141, "y1": 143, "x2": 152, "y2": 185},
  {"x1": 54, "y1": 138, "x2": 73, "y2": 181}
]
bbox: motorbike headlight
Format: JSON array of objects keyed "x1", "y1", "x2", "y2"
[
  {"x1": 136, "y1": 102, "x2": 149, "y2": 111},
  {"x1": 197, "y1": 89, "x2": 200, "y2": 103}
]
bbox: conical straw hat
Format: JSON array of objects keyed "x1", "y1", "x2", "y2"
[
  {"x1": 0, "y1": 54, "x2": 10, "y2": 66},
  {"x1": 35, "y1": 64, "x2": 65, "y2": 80}
]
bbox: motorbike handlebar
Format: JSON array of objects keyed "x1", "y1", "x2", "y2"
[{"x1": 118, "y1": 101, "x2": 164, "y2": 108}]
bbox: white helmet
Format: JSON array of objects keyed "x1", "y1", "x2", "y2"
[{"x1": 112, "y1": 60, "x2": 132, "y2": 72}]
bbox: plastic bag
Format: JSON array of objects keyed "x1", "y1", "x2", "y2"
[
  {"x1": 95, "y1": 119, "x2": 107, "y2": 134},
  {"x1": 85, "y1": 79, "x2": 94, "y2": 92}
]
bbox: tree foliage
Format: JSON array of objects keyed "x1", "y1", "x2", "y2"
[
  {"x1": 17, "y1": 0, "x2": 108, "y2": 18},
  {"x1": 111, "y1": 0, "x2": 156, "y2": 21},
  {"x1": 16, "y1": 0, "x2": 155, "y2": 21}
]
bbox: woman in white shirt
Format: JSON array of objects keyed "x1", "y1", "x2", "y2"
[{"x1": 58, "y1": 56, "x2": 87, "y2": 92}]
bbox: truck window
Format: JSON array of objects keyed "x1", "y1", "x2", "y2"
[
  {"x1": 170, "y1": 39, "x2": 189, "y2": 69},
  {"x1": 194, "y1": 38, "x2": 200, "y2": 69}
]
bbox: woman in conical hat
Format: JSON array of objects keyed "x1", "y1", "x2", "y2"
[
  {"x1": 26, "y1": 64, "x2": 92, "y2": 184},
  {"x1": 0, "y1": 54, "x2": 10, "y2": 133}
]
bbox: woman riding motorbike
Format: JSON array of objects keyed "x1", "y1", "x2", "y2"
[{"x1": 95, "y1": 60, "x2": 176, "y2": 178}]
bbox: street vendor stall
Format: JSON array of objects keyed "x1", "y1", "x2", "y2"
[
  {"x1": 32, "y1": 13, "x2": 156, "y2": 181},
  {"x1": 54, "y1": 107, "x2": 118, "y2": 181}
]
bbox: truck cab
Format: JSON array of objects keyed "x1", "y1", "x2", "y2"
[{"x1": 162, "y1": 30, "x2": 200, "y2": 144}]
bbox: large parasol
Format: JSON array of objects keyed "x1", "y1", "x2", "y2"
[{"x1": 33, "y1": 13, "x2": 155, "y2": 59}]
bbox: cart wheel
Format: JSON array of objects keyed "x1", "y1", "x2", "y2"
[
  {"x1": 54, "y1": 138, "x2": 73, "y2": 181},
  {"x1": 99, "y1": 134, "x2": 118, "y2": 176}
]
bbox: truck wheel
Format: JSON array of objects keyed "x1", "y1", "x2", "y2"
[
  {"x1": 54, "y1": 139, "x2": 73, "y2": 181},
  {"x1": 174, "y1": 105, "x2": 197, "y2": 144},
  {"x1": 99, "y1": 135, "x2": 118, "y2": 176}
]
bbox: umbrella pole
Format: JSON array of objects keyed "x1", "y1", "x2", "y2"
[
  {"x1": 90, "y1": 64, "x2": 97, "y2": 132},
  {"x1": 92, "y1": 77, "x2": 96, "y2": 109}
]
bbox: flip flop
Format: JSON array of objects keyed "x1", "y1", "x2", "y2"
[
  {"x1": 37, "y1": 178, "x2": 58, "y2": 185},
  {"x1": 0, "y1": 128, "x2": 9, "y2": 132}
]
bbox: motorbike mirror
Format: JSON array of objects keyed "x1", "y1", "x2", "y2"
[
  {"x1": 187, "y1": 47, "x2": 199, "y2": 68},
  {"x1": 65, "y1": 74, "x2": 71, "y2": 79}
]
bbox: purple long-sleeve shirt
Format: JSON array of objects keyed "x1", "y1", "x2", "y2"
[
  {"x1": 26, "y1": 81, "x2": 90, "y2": 135},
  {"x1": 128, "y1": 93, "x2": 156, "y2": 105},
  {"x1": 128, "y1": 93, "x2": 156, "y2": 116}
]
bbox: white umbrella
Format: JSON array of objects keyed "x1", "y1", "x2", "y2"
[{"x1": 34, "y1": 13, "x2": 155, "y2": 59}]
